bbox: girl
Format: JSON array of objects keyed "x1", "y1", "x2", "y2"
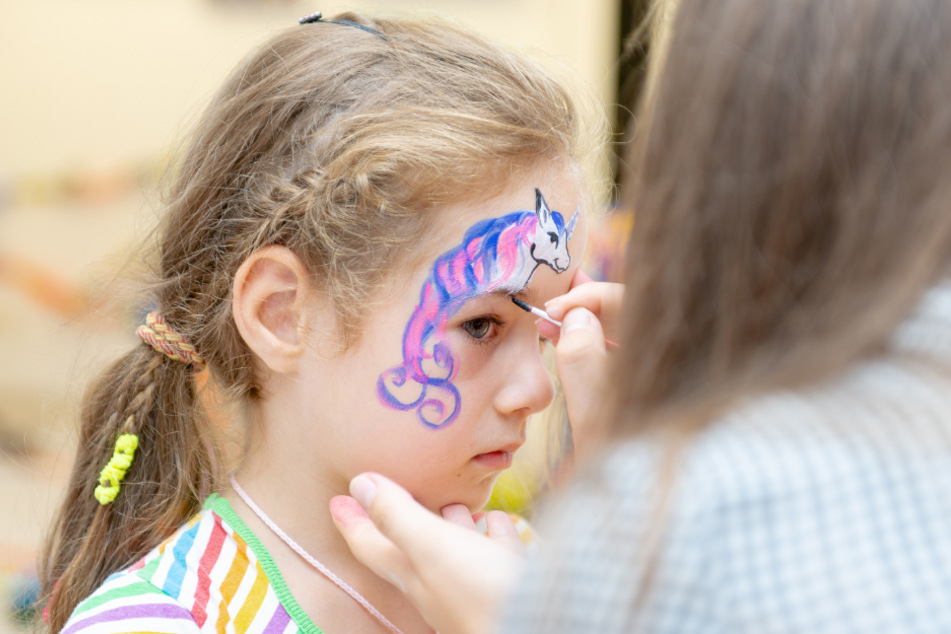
[
  {"x1": 332, "y1": 0, "x2": 951, "y2": 632},
  {"x1": 40, "y1": 12, "x2": 598, "y2": 633}
]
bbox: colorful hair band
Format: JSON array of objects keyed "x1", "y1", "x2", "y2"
[
  {"x1": 136, "y1": 311, "x2": 205, "y2": 368},
  {"x1": 94, "y1": 433, "x2": 139, "y2": 505},
  {"x1": 298, "y1": 11, "x2": 388, "y2": 39}
]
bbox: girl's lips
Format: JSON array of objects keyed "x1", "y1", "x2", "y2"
[{"x1": 472, "y1": 450, "x2": 515, "y2": 470}]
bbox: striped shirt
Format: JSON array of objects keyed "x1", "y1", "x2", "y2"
[
  {"x1": 61, "y1": 492, "x2": 539, "y2": 633},
  {"x1": 61, "y1": 494, "x2": 323, "y2": 634}
]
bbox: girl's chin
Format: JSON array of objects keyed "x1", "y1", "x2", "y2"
[{"x1": 417, "y1": 482, "x2": 498, "y2": 515}]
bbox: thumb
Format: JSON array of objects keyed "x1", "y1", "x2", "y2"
[
  {"x1": 557, "y1": 307, "x2": 606, "y2": 368},
  {"x1": 331, "y1": 473, "x2": 433, "y2": 592},
  {"x1": 348, "y1": 473, "x2": 444, "y2": 562},
  {"x1": 555, "y1": 307, "x2": 609, "y2": 457}
]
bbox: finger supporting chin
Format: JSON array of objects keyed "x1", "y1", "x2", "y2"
[{"x1": 329, "y1": 495, "x2": 371, "y2": 528}]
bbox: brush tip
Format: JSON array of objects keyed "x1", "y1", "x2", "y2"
[{"x1": 511, "y1": 297, "x2": 532, "y2": 312}]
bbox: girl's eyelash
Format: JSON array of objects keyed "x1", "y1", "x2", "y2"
[{"x1": 461, "y1": 315, "x2": 504, "y2": 345}]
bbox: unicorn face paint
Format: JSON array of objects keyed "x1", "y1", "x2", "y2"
[
  {"x1": 292, "y1": 163, "x2": 585, "y2": 512},
  {"x1": 378, "y1": 189, "x2": 580, "y2": 428}
]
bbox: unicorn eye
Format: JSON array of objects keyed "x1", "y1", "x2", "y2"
[
  {"x1": 548, "y1": 231, "x2": 559, "y2": 245},
  {"x1": 462, "y1": 316, "x2": 500, "y2": 342}
]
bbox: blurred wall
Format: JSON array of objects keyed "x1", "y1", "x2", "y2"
[{"x1": 2, "y1": 0, "x2": 619, "y2": 178}]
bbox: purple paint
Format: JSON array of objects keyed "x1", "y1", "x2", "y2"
[{"x1": 378, "y1": 189, "x2": 578, "y2": 428}]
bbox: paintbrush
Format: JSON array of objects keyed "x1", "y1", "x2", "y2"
[{"x1": 511, "y1": 297, "x2": 620, "y2": 349}]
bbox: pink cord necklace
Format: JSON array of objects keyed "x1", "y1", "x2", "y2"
[{"x1": 230, "y1": 475, "x2": 406, "y2": 634}]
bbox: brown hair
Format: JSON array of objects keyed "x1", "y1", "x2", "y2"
[
  {"x1": 40, "y1": 14, "x2": 596, "y2": 630},
  {"x1": 578, "y1": 0, "x2": 951, "y2": 618},
  {"x1": 615, "y1": 0, "x2": 951, "y2": 437}
]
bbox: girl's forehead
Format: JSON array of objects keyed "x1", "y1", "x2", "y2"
[
  {"x1": 390, "y1": 163, "x2": 588, "y2": 299},
  {"x1": 434, "y1": 178, "x2": 585, "y2": 249},
  {"x1": 418, "y1": 190, "x2": 585, "y2": 297}
]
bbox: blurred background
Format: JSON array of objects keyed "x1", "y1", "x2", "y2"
[{"x1": 0, "y1": 1, "x2": 642, "y2": 629}]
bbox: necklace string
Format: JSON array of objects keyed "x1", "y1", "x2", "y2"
[{"x1": 229, "y1": 475, "x2": 406, "y2": 634}]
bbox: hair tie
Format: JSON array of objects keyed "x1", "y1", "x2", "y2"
[
  {"x1": 298, "y1": 11, "x2": 388, "y2": 39},
  {"x1": 136, "y1": 311, "x2": 205, "y2": 368},
  {"x1": 94, "y1": 433, "x2": 139, "y2": 505}
]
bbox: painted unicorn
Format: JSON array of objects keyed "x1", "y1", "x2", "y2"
[{"x1": 378, "y1": 189, "x2": 579, "y2": 428}]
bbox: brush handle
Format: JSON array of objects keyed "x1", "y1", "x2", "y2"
[{"x1": 512, "y1": 296, "x2": 620, "y2": 349}]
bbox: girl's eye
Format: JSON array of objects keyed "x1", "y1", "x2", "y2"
[{"x1": 462, "y1": 317, "x2": 498, "y2": 342}]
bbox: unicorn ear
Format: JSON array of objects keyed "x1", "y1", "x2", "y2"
[
  {"x1": 535, "y1": 188, "x2": 552, "y2": 225},
  {"x1": 566, "y1": 207, "x2": 580, "y2": 239}
]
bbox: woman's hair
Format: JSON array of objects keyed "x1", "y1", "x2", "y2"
[
  {"x1": 40, "y1": 14, "x2": 595, "y2": 630},
  {"x1": 614, "y1": 0, "x2": 951, "y2": 436}
]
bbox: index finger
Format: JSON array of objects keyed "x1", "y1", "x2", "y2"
[
  {"x1": 349, "y1": 473, "x2": 473, "y2": 563},
  {"x1": 546, "y1": 282, "x2": 622, "y2": 319},
  {"x1": 544, "y1": 282, "x2": 624, "y2": 339},
  {"x1": 569, "y1": 268, "x2": 594, "y2": 289}
]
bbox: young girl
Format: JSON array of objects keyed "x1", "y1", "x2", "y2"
[{"x1": 40, "y1": 12, "x2": 598, "y2": 633}]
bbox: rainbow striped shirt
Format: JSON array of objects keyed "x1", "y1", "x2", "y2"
[{"x1": 61, "y1": 494, "x2": 323, "y2": 634}]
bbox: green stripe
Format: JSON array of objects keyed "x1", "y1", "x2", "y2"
[
  {"x1": 135, "y1": 554, "x2": 163, "y2": 583},
  {"x1": 204, "y1": 493, "x2": 324, "y2": 634},
  {"x1": 74, "y1": 579, "x2": 167, "y2": 615}
]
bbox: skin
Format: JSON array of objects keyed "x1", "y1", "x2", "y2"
[
  {"x1": 222, "y1": 160, "x2": 588, "y2": 633},
  {"x1": 540, "y1": 276, "x2": 624, "y2": 460},
  {"x1": 330, "y1": 281, "x2": 623, "y2": 634}
]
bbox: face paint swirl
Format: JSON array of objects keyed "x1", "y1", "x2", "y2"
[{"x1": 377, "y1": 189, "x2": 579, "y2": 428}]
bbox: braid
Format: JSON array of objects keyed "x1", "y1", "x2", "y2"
[
  {"x1": 136, "y1": 312, "x2": 205, "y2": 368},
  {"x1": 41, "y1": 331, "x2": 217, "y2": 631}
]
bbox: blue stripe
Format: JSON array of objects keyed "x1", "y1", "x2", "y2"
[{"x1": 162, "y1": 520, "x2": 200, "y2": 598}]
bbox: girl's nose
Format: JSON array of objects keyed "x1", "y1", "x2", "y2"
[{"x1": 493, "y1": 338, "x2": 555, "y2": 418}]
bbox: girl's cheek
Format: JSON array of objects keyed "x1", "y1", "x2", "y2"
[{"x1": 446, "y1": 332, "x2": 500, "y2": 378}]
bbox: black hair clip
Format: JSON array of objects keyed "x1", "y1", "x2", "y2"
[{"x1": 298, "y1": 11, "x2": 387, "y2": 40}]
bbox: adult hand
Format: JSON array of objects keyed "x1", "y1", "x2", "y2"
[
  {"x1": 538, "y1": 270, "x2": 624, "y2": 459},
  {"x1": 330, "y1": 472, "x2": 526, "y2": 634},
  {"x1": 536, "y1": 269, "x2": 624, "y2": 345}
]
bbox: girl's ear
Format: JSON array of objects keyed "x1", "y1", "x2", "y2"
[{"x1": 232, "y1": 245, "x2": 320, "y2": 374}]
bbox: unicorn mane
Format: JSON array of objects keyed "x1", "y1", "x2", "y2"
[{"x1": 378, "y1": 190, "x2": 578, "y2": 427}]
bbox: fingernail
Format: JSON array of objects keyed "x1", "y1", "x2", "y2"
[
  {"x1": 329, "y1": 496, "x2": 363, "y2": 528},
  {"x1": 350, "y1": 474, "x2": 377, "y2": 509},
  {"x1": 562, "y1": 307, "x2": 595, "y2": 333},
  {"x1": 474, "y1": 515, "x2": 488, "y2": 534}
]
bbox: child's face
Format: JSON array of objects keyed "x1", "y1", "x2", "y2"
[{"x1": 299, "y1": 162, "x2": 587, "y2": 511}]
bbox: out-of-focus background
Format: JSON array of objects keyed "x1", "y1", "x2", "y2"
[{"x1": 0, "y1": 1, "x2": 640, "y2": 629}]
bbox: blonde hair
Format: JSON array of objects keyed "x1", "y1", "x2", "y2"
[{"x1": 40, "y1": 14, "x2": 596, "y2": 630}]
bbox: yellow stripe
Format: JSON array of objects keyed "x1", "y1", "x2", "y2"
[
  {"x1": 234, "y1": 560, "x2": 269, "y2": 629},
  {"x1": 509, "y1": 513, "x2": 540, "y2": 548},
  {"x1": 215, "y1": 531, "x2": 250, "y2": 631}
]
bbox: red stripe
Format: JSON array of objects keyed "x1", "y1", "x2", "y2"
[
  {"x1": 128, "y1": 556, "x2": 148, "y2": 572},
  {"x1": 190, "y1": 513, "x2": 226, "y2": 627}
]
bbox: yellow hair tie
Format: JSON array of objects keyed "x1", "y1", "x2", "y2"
[{"x1": 94, "y1": 433, "x2": 139, "y2": 505}]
